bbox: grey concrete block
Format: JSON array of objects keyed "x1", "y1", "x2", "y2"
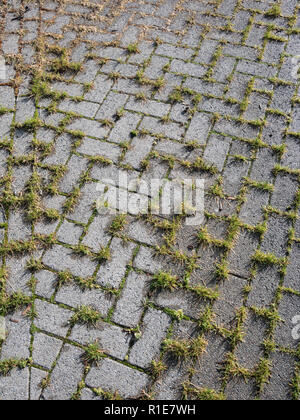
[
  {"x1": 1, "y1": 311, "x2": 31, "y2": 360},
  {"x1": 203, "y1": 134, "x2": 231, "y2": 171},
  {"x1": 69, "y1": 321, "x2": 129, "y2": 360},
  {"x1": 274, "y1": 293, "x2": 300, "y2": 349},
  {"x1": 34, "y1": 300, "x2": 72, "y2": 337},
  {"x1": 129, "y1": 308, "x2": 171, "y2": 368},
  {"x1": 42, "y1": 345, "x2": 83, "y2": 400},
  {"x1": 0, "y1": 368, "x2": 29, "y2": 400},
  {"x1": 285, "y1": 243, "x2": 300, "y2": 292},
  {"x1": 55, "y1": 285, "x2": 113, "y2": 317},
  {"x1": 43, "y1": 245, "x2": 97, "y2": 278},
  {"x1": 112, "y1": 271, "x2": 149, "y2": 327},
  {"x1": 97, "y1": 237, "x2": 135, "y2": 288},
  {"x1": 33, "y1": 333, "x2": 62, "y2": 370},
  {"x1": 85, "y1": 358, "x2": 149, "y2": 398}
]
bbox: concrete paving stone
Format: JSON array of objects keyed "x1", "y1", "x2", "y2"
[
  {"x1": 243, "y1": 92, "x2": 269, "y2": 121},
  {"x1": 274, "y1": 293, "x2": 300, "y2": 350},
  {"x1": 278, "y1": 57, "x2": 298, "y2": 84},
  {"x1": 1, "y1": 0, "x2": 299, "y2": 400},
  {"x1": 225, "y1": 377, "x2": 256, "y2": 401},
  {"x1": 226, "y1": 73, "x2": 252, "y2": 102},
  {"x1": 59, "y1": 154, "x2": 89, "y2": 194},
  {"x1": 185, "y1": 112, "x2": 211, "y2": 144},
  {"x1": 213, "y1": 56, "x2": 236, "y2": 83},
  {"x1": 282, "y1": 136, "x2": 300, "y2": 170},
  {"x1": 196, "y1": 39, "x2": 219, "y2": 64},
  {"x1": 264, "y1": 40, "x2": 285, "y2": 64},
  {"x1": 203, "y1": 134, "x2": 231, "y2": 171},
  {"x1": 86, "y1": 358, "x2": 149, "y2": 398},
  {"x1": 55, "y1": 284, "x2": 113, "y2": 317},
  {"x1": 5, "y1": 256, "x2": 32, "y2": 296},
  {"x1": 171, "y1": 59, "x2": 206, "y2": 78},
  {"x1": 245, "y1": 24, "x2": 265, "y2": 47},
  {"x1": 200, "y1": 98, "x2": 240, "y2": 118},
  {"x1": 11, "y1": 165, "x2": 32, "y2": 195},
  {"x1": 43, "y1": 134, "x2": 73, "y2": 166},
  {"x1": 154, "y1": 139, "x2": 193, "y2": 160},
  {"x1": 35, "y1": 270, "x2": 57, "y2": 299},
  {"x1": 81, "y1": 213, "x2": 112, "y2": 252},
  {"x1": 223, "y1": 44, "x2": 258, "y2": 61},
  {"x1": 228, "y1": 230, "x2": 259, "y2": 278},
  {"x1": 222, "y1": 157, "x2": 250, "y2": 197},
  {"x1": 112, "y1": 271, "x2": 149, "y2": 327},
  {"x1": 140, "y1": 116, "x2": 184, "y2": 141},
  {"x1": 80, "y1": 388, "x2": 101, "y2": 400},
  {"x1": 30, "y1": 368, "x2": 48, "y2": 400},
  {"x1": 52, "y1": 81, "x2": 83, "y2": 98},
  {"x1": 43, "y1": 244, "x2": 97, "y2": 278},
  {"x1": 90, "y1": 165, "x2": 140, "y2": 190},
  {"x1": 0, "y1": 86, "x2": 15, "y2": 109},
  {"x1": 192, "y1": 333, "x2": 230, "y2": 391},
  {"x1": 0, "y1": 150, "x2": 8, "y2": 178},
  {"x1": 84, "y1": 74, "x2": 113, "y2": 103},
  {"x1": 69, "y1": 321, "x2": 129, "y2": 360},
  {"x1": 290, "y1": 104, "x2": 300, "y2": 132},
  {"x1": 261, "y1": 352, "x2": 296, "y2": 401},
  {"x1": 129, "y1": 308, "x2": 171, "y2": 368},
  {"x1": 133, "y1": 246, "x2": 183, "y2": 274},
  {"x1": 240, "y1": 189, "x2": 270, "y2": 226},
  {"x1": 250, "y1": 148, "x2": 277, "y2": 183},
  {"x1": 214, "y1": 276, "x2": 247, "y2": 329},
  {"x1": 58, "y1": 99, "x2": 100, "y2": 118},
  {"x1": 124, "y1": 218, "x2": 163, "y2": 247},
  {"x1": 183, "y1": 76, "x2": 224, "y2": 97},
  {"x1": 78, "y1": 138, "x2": 120, "y2": 162},
  {"x1": 95, "y1": 91, "x2": 128, "y2": 121},
  {"x1": 34, "y1": 300, "x2": 72, "y2": 337},
  {"x1": 156, "y1": 44, "x2": 194, "y2": 61},
  {"x1": 67, "y1": 118, "x2": 108, "y2": 139},
  {"x1": 271, "y1": 174, "x2": 298, "y2": 212},
  {"x1": 0, "y1": 368, "x2": 29, "y2": 400},
  {"x1": 42, "y1": 345, "x2": 83, "y2": 400},
  {"x1": 56, "y1": 220, "x2": 83, "y2": 246},
  {"x1": 97, "y1": 237, "x2": 136, "y2": 288},
  {"x1": 247, "y1": 266, "x2": 281, "y2": 308},
  {"x1": 34, "y1": 219, "x2": 59, "y2": 237},
  {"x1": 13, "y1": 130, "x2": 33, "y2": 156},
  {"x1": 235, "y1": 311, "x2": 268, "y2": 369},
  {"x1": 0, "y1": 311, "x2": 31, "y2": 360},
  {"x1": 7, "y1": 210, "x2": 31, "y2": 242},
  {"x1": 108, "y1": 112, "x2": 141, "y2": 144},
  {"x1": 155, "y1": 288, "x2": 206, "y2": 319},
  {"x1": 214, "y1": 118, "x2": 259, "y2": 140},
  {"x1": 32, "y1": 333, "x2": 63, "y2": 370},
  {"x1": 284, "y1": 243, "x2": 300, "y2": 292},
  {"x1": 126, "y1": 97, "x2": 170, "y2": 118},
  {"x1": 236, "y1": 60, "x2": 276, "y2": 78},
  {"x1": 260, "y1": 215, "x2": 291, "y2": 258},
  {"x1": 154, "y1": 73, "x2": 183, "y2": 102},
  {"x1": 123, "y1": 135, "x2": 154, "y2": 170},
  {"x1": 262, "y1": 114, "x2": 287, "y2": 146}
]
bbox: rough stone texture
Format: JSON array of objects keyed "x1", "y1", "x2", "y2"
[
  {"x1": 129, "y1": 308, "x2": 171, "y2": 368},
  {"x1": 0, "y1": 0, "x2": 299, "y2": 401},
  {"x1": 86, "y1": 358, "x2": 149, "y2": 398}
]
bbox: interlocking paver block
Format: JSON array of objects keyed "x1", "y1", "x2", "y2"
[
  {"x1": 86, "y1": 358, "x2": 149, "y2": 398},
  {"x1": 1, "y1": 0, "x2": 299, "y2": 400},
  {"x1": 129, "y1": 308, "x2": 171, "y2": 368},
  {"x1": 112, "y1": 271, "x2": 149, "y2": 327}
]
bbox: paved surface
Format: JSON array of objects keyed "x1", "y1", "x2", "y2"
[{"x1": 0, "y1": 0, "x2": 299, "y2": 401}]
